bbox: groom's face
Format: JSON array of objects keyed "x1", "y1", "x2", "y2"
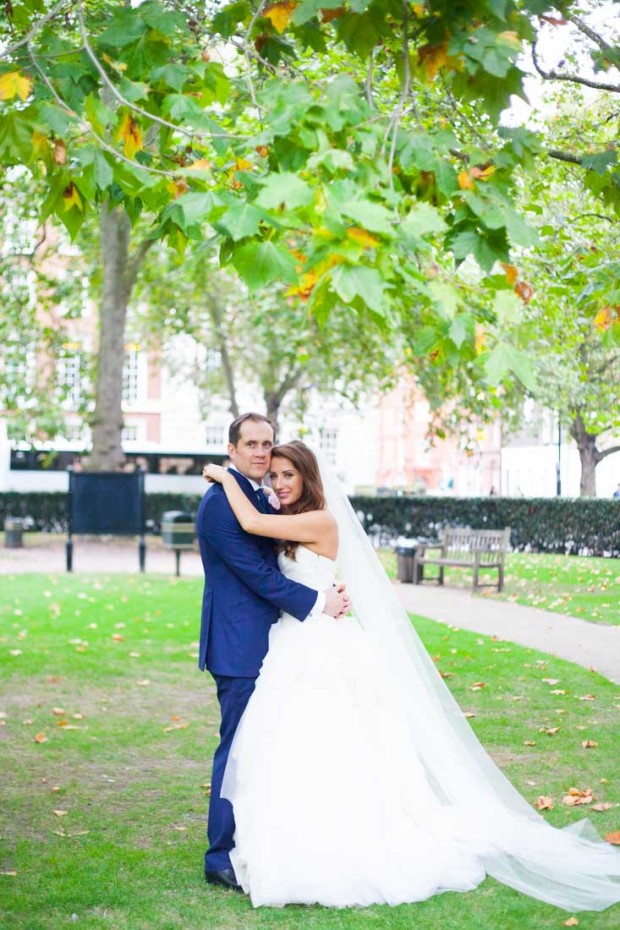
[{"x1": 228, "y1": 420, "x2": 274, "y2": 482}]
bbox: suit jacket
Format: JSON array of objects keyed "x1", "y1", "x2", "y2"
[{"x1": 197, "y1": 469, "x2": 317, "y2": 677}]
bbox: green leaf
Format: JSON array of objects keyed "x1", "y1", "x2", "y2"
[
  {"x1": 340, "y1": 200, "x2": 395, "y2": 236},
  {"x1": 331, "y1": 265, "x2": 385, "y2": 313},
  {"x1": 484, "y1": 342, "x2": 537, "y2": 391},
  {"x1": 214, "y1": 203, "x2": 267, "y2": 241},
  {"x1": 256, "y1": 173, "x2": 314, "y2": 210},
  {"x1": 448, "y1": 315, "x2": 470, "y2": 349},
  {"x1": 212, "y1": 1, "x2": 251, "y2": 36},
  {"x1": 428, "y1": 281, "x2": 461, "y2": 319},
  {"x1": 293, "y1": 0, "x2": 341, "y2": 26},
  {"x1": 401, "y1": 203, "x2": 446, "y2": 240},
  {"x1": 232, "y1": 241, "x2": 297, "y2": 291}
]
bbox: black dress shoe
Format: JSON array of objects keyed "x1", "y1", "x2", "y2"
[{"x1": 205, "y1": 868, "x2": 243, "y2": 892}]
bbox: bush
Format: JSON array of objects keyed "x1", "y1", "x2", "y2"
[
  {"x1": 1, "y1": 491, "x2": 618, "y2": 556},
  {"x1": 349, "y1": 496, "x2": 620, "y2": 557}
]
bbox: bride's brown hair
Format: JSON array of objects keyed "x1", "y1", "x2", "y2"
[{"x1": 270, "y1": 441, "x2": 325, "y2": 560}]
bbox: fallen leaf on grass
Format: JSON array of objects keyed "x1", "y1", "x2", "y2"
[
  {"x1": 439, "y1": 671, "x2": 453, "y2": 679},
  {"x1": 463, "y1": 711, "x2": 476, "y2": 719},
  {"x1": 523, "y1": 740, "x2": 536, "y2": 746},
  {"x1": 172, "y1": 825, "x2": 187, "y2": 831},
  {"x1": 53, "y1": 810, "x2": 68, "y2": 817},
  {"x1": 562, "y1": 788, "x2": 594, "y2": 807},
  {"x1": 163, "y1": 722, "x2": 189, "y2": 732},
  {"x1": 0, "y1": 870, "x2": 17, "y2": 876},
  {"x1": 111, "y1": 634, "x2": 124, "y2": 642},
  {"x1": 581, "y1": 740, "x2": 598, "y2": 749},
  {"x1": 52, "y1": 707, "x2": 65, "y2": 716},
  {"x1": 33, "y1": 733, "x2": 48, "y2": 743},
  {"x1": 539, "y1": 727, "x2": 560, "y2": 736},
  {"x1": 136, "y1": 680, "x2": 151, "y2": 687},
  {"x1": 542, "y1": 678, "x2": 560, "y2": 685},
  {"x1": 563, "y1": 919, "x2": 579, "y2": 927},
  {"x1": 469, "y1": 682, "x2": 486, "y2": 690},
  {"x1": 550, "y1": 689, "x2": 567, "y2": 695},
  {"x1": 578, "y1": 694, "x2": 596, "y2": 701},
  {"x1": 605, "y1": 832, "x2": 620, "y2": 845},
  {"x1": 592, "y1": 803, "x2": 616, "y2": 813},
  {"x1": 535, "y1": 796, "x2": 554, "y2": 810}
]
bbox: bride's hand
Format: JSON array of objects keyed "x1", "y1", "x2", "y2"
[{"x1": 203, "y1": 464, "x2": 227, "y2": 484}]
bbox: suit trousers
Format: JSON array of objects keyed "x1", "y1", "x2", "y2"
[{"x1": 205, "y1": 674, "x2": 257, "y2": 873}]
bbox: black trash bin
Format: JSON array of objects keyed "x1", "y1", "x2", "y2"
[
  {"x1": 4, "y1": 516, "x2": 25, "y2": 549},
  {"x1": 162, "y1": 511, "x2": 195, "y2": 576},
  {"x1": 395, "y1": 541, "x2": 417, "y2": 583}
]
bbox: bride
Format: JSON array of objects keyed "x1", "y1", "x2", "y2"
[{"x1": 203, "y1": 441, "x2": 620, "y2": 912}]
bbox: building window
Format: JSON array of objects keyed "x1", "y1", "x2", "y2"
[
  {"x1": 123, "y1": 345, "x2": 141, "y2": 404},
  {"x1": 58, "y1": 353, "x2": 82, "y2": 408},
  {"x1": 205, "y1": 425, "x2": 226, "y2": 447},
  {"x1": 122, "y1": 425, "x2": 138, "y2": 442},
  {"x1": 319, "y1": 428, "x2": 338, "y2": 465}
]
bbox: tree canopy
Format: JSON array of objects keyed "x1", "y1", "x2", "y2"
[{"x1": 1, "y1": 0, "x2": 619, "y2": 472}]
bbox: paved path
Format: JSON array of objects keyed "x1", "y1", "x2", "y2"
[
  {"x1": 2, "y1": 539, "x2": 619, "y2": 684},
  {"x1": 399, "y1": 583, "x2": 620, "y2": 685}
]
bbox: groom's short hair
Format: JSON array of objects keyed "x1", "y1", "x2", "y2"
[{"x1": 229, "y1": 412, "x2": 275, "y2": 447}]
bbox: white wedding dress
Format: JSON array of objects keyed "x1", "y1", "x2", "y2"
[{"x1": 222, "y1": 546, "x2": 491, "y2": 908}]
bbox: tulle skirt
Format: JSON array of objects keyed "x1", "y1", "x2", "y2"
[{"x1": 222, "y1": 613, "x2": 490, "y2": 908}]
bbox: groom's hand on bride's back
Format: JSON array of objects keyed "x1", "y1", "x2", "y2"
[{"x1": 324, "y1": 583, "x2": 351, "y2": 619}]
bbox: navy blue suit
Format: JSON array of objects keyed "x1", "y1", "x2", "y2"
[{"x1": 197, "y1": 469, "x2": 317, "y2": 873}]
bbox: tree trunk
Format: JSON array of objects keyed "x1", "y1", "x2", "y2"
[
  {"x1": 570, "y1": 412, "x2": 603, "y2": 497},
  {"x1": 87, "y1": 206, "x2": 152, "y2": 471},
  {"x1": 265, "y1": 392, "x2": 281, "y2": 436},
  {"x1": 206, "y1": 296, "x2": 239, "y2": 418}
]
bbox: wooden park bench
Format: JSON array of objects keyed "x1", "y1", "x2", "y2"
[{"x1": 413, "y1": 526, "x2": 511, "y2": 592}]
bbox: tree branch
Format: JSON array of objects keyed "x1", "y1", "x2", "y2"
[
  {"x1": 531, "y1": 42, "x2": 620, "y2": 94},
  {"x1": 547, "y1": 149, "x2": 583, "y2": 166},
  {"x1": 565, "y1": 12, "x2": 615, "y2": 55},
  {"x1": 0, "y1": 0, "x2": 72, "y2": 59},
  {"x1": 75, "y1": 2, "x2": 241, "y2": 140},
  {"x1": 599, "y1": 444, "x2": 620, "y2": 461}
]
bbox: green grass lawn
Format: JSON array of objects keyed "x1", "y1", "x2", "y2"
[
  {"x1": 1, "y1": 573, "x2": 618, "y2": 930},
  {"x1": 380, "y1": 550, "x2": 620, "y2": 625}
]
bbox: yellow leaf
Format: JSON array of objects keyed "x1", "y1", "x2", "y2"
[
  {"x1": 606, "y1": 831, "x2": 620, "y2": 845},
  {"x1": 412, "y1": 3, "x2": 426, "y2": 16},
  {"x1": 470, "y1": 164, "x2": 495, "y2": 181},
  {"x1": 63, "y1": 182, "x2": 83, "y2": 212},
  {"x1": 264, "y1": 2, "x2": 297, "y2": 33},
  {"x1": 234, "y1": 157, "x2": 254, "y2": 172},
  {"x1": 167, "y1": 179, "x2": 189, "y2": 198},
  {"x1": 34, "y1": 732, "x2": 48, "y2": 743},
  {"x1": 117, "y1": 113, "x2": 143, "y2": 159},
  {"x1": 501, "y1": 263, "x2": 518, "y2": 285},
  {"x1": 418, "y1": 42, "x2": 449, "y2": 81},
  {"x1": 188, "y1": 158, "x2": 212, "y2": 172},
  {"x1": 594, "y1": 306, "x2": 613, "y2": 332},
  {"x1": 0, "y1": 70, "x2": 33, "y2": 102},
  {"x1": 474, "y1": 324, "x2": 486, "y2": 354},
  {"x1": 347, "y1": 227, "x2": 380, "y2": 249},
  {"x1": 458, "y1": 170, "x2": 475, "y2": 191}
]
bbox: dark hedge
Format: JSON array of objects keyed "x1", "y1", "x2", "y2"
[{"x1": 1, "y1": 492, "x2": 619, "y2": 556}]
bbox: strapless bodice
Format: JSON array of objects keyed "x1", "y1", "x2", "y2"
[{"x1": 278, "y1": 545, "x2": 336, "y2": 592}]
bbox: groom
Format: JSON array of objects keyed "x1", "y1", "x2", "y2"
[{"x1": 197, "y1": 412, "x2": 350, "y2": 891}]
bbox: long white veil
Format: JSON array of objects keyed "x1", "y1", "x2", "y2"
[{"x1": 319, "y1": 458, "x2": 620, "y2": 912}]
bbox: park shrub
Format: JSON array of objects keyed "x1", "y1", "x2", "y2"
[{"x1": 0, "y1": 492, "x2": 618, "y2": 556}]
